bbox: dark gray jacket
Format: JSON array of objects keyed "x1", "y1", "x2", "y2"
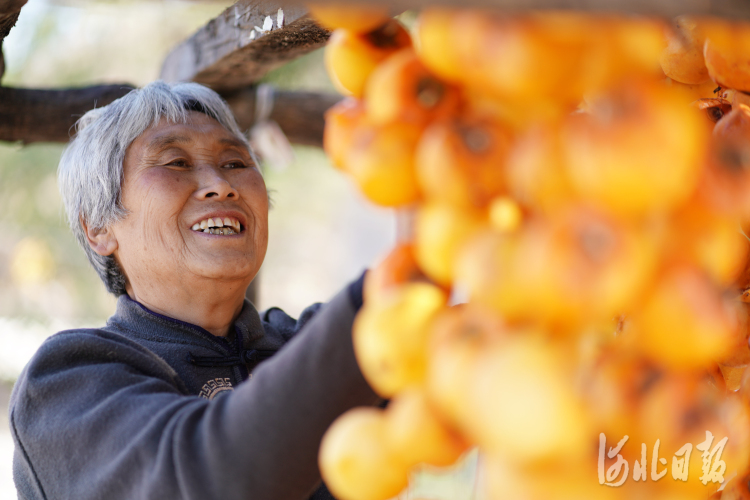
[{"x1": 9, "y1": 277, "x2": 378, "y2": 500}]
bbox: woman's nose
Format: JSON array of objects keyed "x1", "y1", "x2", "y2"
[{"x1": 194, "y1": 166, "x2": 239, "y2": 200}]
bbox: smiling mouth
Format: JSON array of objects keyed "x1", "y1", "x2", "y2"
[{"x1": 191, "y1": 217, "x2": 243, "y2": 235}]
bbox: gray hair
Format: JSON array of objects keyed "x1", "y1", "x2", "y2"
[{"x1": 58, "y1": 81, "x2": 253, "y2": 296}]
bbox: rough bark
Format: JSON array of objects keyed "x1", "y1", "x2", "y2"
[
  {"x1": 0, "y1": 0, "x2": 28, "y2": 79},
  {"x1": 0, "y1": 84, "x2": 341, "y2": 146},
  {"x1": 0, "y1": 85, "x2": 135, "y2": 143},
  {"x1": 161, "y1": 1, "x2": 330, "y2": 92},
  {"x1": 223, "y1": 87, "x2": 341, "y2": 147}
]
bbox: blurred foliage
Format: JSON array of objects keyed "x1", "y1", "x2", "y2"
[{"x1": 0, "y1": 142, "x2": 114, "y2": 324}]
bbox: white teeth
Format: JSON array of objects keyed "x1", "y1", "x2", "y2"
[{"x1": 192, "y1": 217, "x2": 241, "y2": 233}]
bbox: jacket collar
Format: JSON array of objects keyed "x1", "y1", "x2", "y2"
[{"x1": 108, "y1": 294, "x2": 266, "y2": 351}]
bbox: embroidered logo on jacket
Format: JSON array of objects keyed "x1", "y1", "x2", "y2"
[{"x1": 199, "y1": 377, "x2": 234, "y2": 400}]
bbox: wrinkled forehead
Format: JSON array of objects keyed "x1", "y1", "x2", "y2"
[{"x1": 131, "y1": 110, "x2": 251, "y2": 158}]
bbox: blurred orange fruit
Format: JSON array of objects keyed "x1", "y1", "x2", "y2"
[
  {"x1": 691, "y1": 96, "x2": 732, "y2": 125},
  {"x1": 319, "y1": 407, "x2": 409, "y2": 500},
  {"x1": 451, "y1": 11, "x2": 592, "y2": 114},
  {"x1": 457, "y1": 209, "x2": 656, "y2": 328},
  {"x1": 463, "y1": 336, "x2": 588, "y2": 462},
  {"x1": 506, "y1": 124, "x2": 575, "y2": 213},
  {"x1": 581, "y1": 16, "x2": 666, "y2": 92},
  {"x1": 562, "y1": 79, "x2": 708, "y2": 216},
  {"x1": 413, "y1": 7, "x2": 463, "y2": 84},
  {"x1": 384, "y1": 388, "x2": 468, "y2": 468},
  {"x1": 427, "y1": 304, "x2": 507, "y2": 426},
  {"x1": 415, "y1": 113, "x2": 512, "y2": 209},
  {"x1": 697, "y1": 106, "x2": 750, "y2": 217},
  {"x1": 365, "y1": 48, "x2": 460, "y2": 126},
  {"x1": 344, "y1": 120, "x2": 422, "y2": 207},
  {"x1": 414, "y1": 202, "x2": 486, "y2": 286},
  {"x1": 665, "y1": 77, "x2": 721, "y2": 102},
  {"x1": 720, "y1": 471, "x2": 750, "y2": 500},
  {"x1": 323, "y1": 98, "x2": 367, "y2": 170},
  {"x1": 353, "y1": 282, "x2": 448, "y2": 397},
  {"x1": 364, "y1": 243, "x2": 425, "y2": 304},
  {"x1": 307, "y1": 2, "x2": 390, "y2": 33},
  {"x1": 325, "y1": 20, "x2": 411, "y2": 98},
  {"x1": 660, "y1": 16, "x2": 710, "y2": 85},
  {"x1": 636, "y1": 264, "x2": 736, "y2": 368},
  {"x1": 666, "y1": 205, "x2": 748, "y2": 286},
  {"x1": 703, "y1": 18, "x2": 750, "y2": 91},
  {"x1": 488, "y1": 196, "x2": 523, "y2": 233}
]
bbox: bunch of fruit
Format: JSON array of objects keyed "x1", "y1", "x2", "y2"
[{"x1": 309, "y1": 4, "x2": 750, "y2": 499}]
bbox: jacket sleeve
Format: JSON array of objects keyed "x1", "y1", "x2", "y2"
[{"x1": 9, "y1": 284, "x2": 379, "y2": 500}]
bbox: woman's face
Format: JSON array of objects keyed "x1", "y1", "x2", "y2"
[{"x1": 106, "y1": 111, "x2": 268, "y2": 295}]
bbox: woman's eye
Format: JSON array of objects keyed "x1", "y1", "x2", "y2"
[
  {"x1": 224, "y1": 161, "x2": 247, "y2": 169},
  {"x1": 167, "y1": 159, "x2": 188, "y2": 168}
]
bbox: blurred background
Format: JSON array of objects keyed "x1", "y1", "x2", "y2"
[{"x1": 0, "y1": 0, "x2": 398, "y2": 496}]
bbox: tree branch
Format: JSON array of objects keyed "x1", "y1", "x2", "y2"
[
  {"x1": 0, "y1": 84, "x2": 341, "y2": 146},
  {"x1": 161, "y1": 1, "x2": 330, "y2": 92}
]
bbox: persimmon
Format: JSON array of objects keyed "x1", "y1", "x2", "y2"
[
  {"x1": 415, "y1": 113, "x2": 512, "y2": 209},
  {"x1": 719, "y1": 299, "x2": 750, "y2": 381},
  {"x1": 562, "y1": 79, "x2": 708, "y2": 216},
  {"x1": 344, "y1": 120, "x2": 422, "y2": 207},
  {"x1": 384, "y1": 388, "x2": 468, "y2": 468},
  {"x1": 660, "y1": 16, "x2": 711, "y2": 85},
  {"x1": 488, "y1": 196, "x2": 523, "y2": 233},
  {"x1": 324, "y1": 20, "x2": 411, "y2": 98},
  {"x1": 319, "y1": 408, "x2": 409, "y2": 500},
  {"x1": 691, "y1": 96, "x2": 732, "y2": 124},
  {"x1": 352, "y1": 282, "x2": 448, "y2": 397},
  {"x1": 323, "y1": 98, "x2": 367, "y2": 170},
  {"x1": 665, "y1": 77, "x2": 721, "y2": 102},
  {"x1": 697, "y1": 106, "x2": 750, "y2": 217},
  {"x1": 635, "y1": 264, "x2": 735, "y2": 369},
  {"x1": 414, "y1": 202, "x2": 486, "y2": 286},
  {"x1": 719, "y1": 364, "x2": 748, "y2": 392},
  {"x1": 582, "y1": 16, "x2": 666, "y2": 92},
  {"x1": 454, "y1": 229, "x2": 525, "y2": 320},
  {"x1": 536, "y1": 208, "x2": 657, "y2": 326},
  {"x1": 506, "y1": 125, "x2": 575, "y2": 213},
  {"x1": 665, "y1": 205, "x2": 748, "y2": 286},
  {"x1": 463, "y1": 336, "x2": 588, "y2": 462},
  {"x1": 427, "y1": 304, "x2": 507, "y2": 426},
  {"x1": 720, "y1": 471, "x2": 750, "y2": 500},
  {"x1": 580, "y1": 350, "x2": 659, "y2": 450},
  {"x1": 307, "y1": 3, "x2": 390, "y2": 33},
  {"x1": 703, "y1": 18, "x2": 750, "y2": 92},
  {"x1": 413, "y1": 8, "x2": 463, "y2": 84},
  {"x1": 365, "y1": 48, "x2": 460, "y2": 126},
  {"x1": 364, "y1": 243, "x2": 425, "y2": 304},
  {"x1": 450, "y1": 11, "x2": 592, "y2": 113},
  {"x1": 457, "y1": 209, "x2": 656, "y2": 328}
]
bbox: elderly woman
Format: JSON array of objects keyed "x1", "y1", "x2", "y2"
[{"x1": 9, "y1": 81, "x2": 379, "y2": 499}]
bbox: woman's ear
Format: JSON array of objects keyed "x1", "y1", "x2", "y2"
[{"x1": 81, "y1": 217, "x2": 118, "y2": 256}]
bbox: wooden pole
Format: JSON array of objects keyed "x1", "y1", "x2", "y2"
[
  {"x1": 161, "y1": 1, "x2": 330, "y2": 91},
  {"x1": 0, "y1": 85, "x2": 341, "y2": 146}
]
